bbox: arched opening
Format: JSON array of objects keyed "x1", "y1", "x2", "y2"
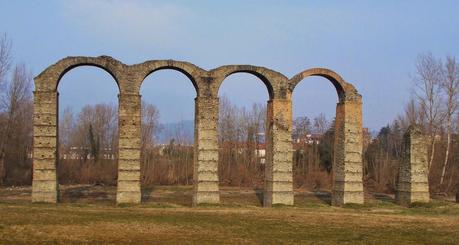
[
  {"x1": 218, "y1": 72, "x2": 270, "y2": 206},
  {"x1": 57, "y1": 66, "x2": 119, "y2": 203},
  {"x1": 139, "y1": 69, "x2": 197, "y2": 206},
  {"x1": 291, "y1": 76, "x2": 338, "y2": 206}
]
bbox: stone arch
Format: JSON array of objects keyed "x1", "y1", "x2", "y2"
[
  {"x1": 289, "y1": 68, "x2": 360, "y2": 102},
  {"x1": 32, "y1": 56, "x2": 124, "y2": 204},
  {"x1": 133, "y1": 60, "x2": 205, "y2": 96},
  {"x1": 289, "y1": 68, "x2": 364, "y2": 206},
  {"x1": 210, "y1": 65, "x2": 287, "y2": 99},
  {"x1": 34, "y1": 56, "x2": 123, "y2": 92},
  {"x1": 32, "y1": 57, "x2": 364, "y2": 206}
]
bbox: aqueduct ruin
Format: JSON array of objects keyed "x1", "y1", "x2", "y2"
[{"x1": 32, "y1": 56, "x2": 365, "y2": 206}]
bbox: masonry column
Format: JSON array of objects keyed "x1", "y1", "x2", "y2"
[
  {"x1": 193, "y1": 96, "x2": 220, "y2": 205},
  {"x1": 396, "y1": 125, "x2": 430, "y2": 205},
  {"x1": 264, "y1": 99, "x2": 294, "y2": 206},
  {"x1": 32, "y1": 90, "x2": 59, "y2": 203},
  {"x1": 117, "y1": 93, "x2": 141, "y2": 204},
  {"x1": 333, "y1": 96, "x2": 364, "y2": 206}
]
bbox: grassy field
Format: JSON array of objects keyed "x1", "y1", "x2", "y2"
[{"x1": 0, "y1": 185, "x2": 458, "y2": 244}]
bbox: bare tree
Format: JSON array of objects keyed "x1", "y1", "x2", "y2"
[
  {"x1": 0, "y1": 33, "x2": 11, "y2": 184},
  {"x1": 313, "y1": 113, "x2": 329, "y2": 135},
  {"x1": 59, "y1": 107, "x2": 75, "y2": 153},
  {"x1": 140, "y1": 101, "x2": 160, "y2": 185},
  {"x1": 68, "y1": 103, "x2": 117, "y2": 160},
  {"x1": 0, "y1": 33, "x2": 12, "y2": 90},
  {"x1": 217, "y1": 95, "x2": 267, "y2": 187},
  {"x1": 173, "y1": 120, "x2": 193, "y2": 184},
  {"x1": 395, "y1": 98, "x2": 425, "y2": 130},
  {"x1": 141, "y1": 101, "x2": 160, "y2": 150},
  {"x1": 293, "y1": 116, "x2": 311, "y2": 142},
  {"x1": 0, "y1": 64, "x2": 33, "y2": 184},
  {"x1": 413, "y1": 53, "x2": 444, "y2": 171},
  {"x1": 440, "y1": 56, "x2": 459, "y2": 185}
]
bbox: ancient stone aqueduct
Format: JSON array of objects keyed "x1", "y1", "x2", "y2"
[{"x1": 32, "y1": 56, "x2": 429, "y2": 206}]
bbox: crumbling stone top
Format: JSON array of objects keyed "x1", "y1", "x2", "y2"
[{"x1": 34, "y1": 56, "x2": 361, "y2": 101}]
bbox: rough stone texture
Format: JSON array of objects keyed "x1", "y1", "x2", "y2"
[
  {"x1": 396, "y1": 125, "x2": 430, "y2": 205},
  {"x1": 289, "y1": 68, "x2": 364, "y2": 206},
  {"x1": 116, "y1": 93, "x2": 142, "y2": 204},
  {"x1": 264, "y1": 99, "x2": 294, "y2": 206},
  {"x1": 193, "y1": 97, "x2": 220, "y2": 205},
  {"x1": 32, "y1": 91, "x2": 59, "y2": 203},
  {"x1": 33, "y1": 56, "x2": 364, "y2": 206},
  {"x1": 332, "y1": 97, "x2": 364, "y2": 206}
]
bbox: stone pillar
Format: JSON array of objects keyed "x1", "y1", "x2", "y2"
[
  {"x1": 333, "y1": 97, "x2": 364, "y2": 206},
  {"x1": 396, "y1": 125, "x2": 430, "y2": 205},
  {"x1": 116, "y1": 93, "x2": 141, "y2": 204},
  {"x1": 193, "y1": 96, "x2": 220, "y2": 205},
  {"x1": 32, "y1": 91, "x2": 59, "y2": 203},
  {"x1": 264, "y1": 99, "x2": 294, "y2": 206}
]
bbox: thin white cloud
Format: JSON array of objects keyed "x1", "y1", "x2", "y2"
[{"x1": 60, "y1": 0, "x2": 192, "y2": 46}]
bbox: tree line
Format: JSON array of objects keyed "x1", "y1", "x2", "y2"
[
  {"x1": 0, "y1": 35, "x2": 458, "y2": 196},
  {"x1": 0, "y1": 34, "x2": 33, "y2": 185},
  {"x1": 365, "y1": 53, "x2": 459, "y2": 195}
]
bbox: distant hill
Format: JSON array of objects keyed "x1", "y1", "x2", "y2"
[{"x1": 156, "y1": 120, "x2": 194, "y2": 144}]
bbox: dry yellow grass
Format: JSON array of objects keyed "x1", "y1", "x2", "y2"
[{"x1": 0, "y1": 186, "x2": 458, "y2": 244}]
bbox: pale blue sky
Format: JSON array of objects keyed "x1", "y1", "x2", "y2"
[{"x1": 1, "y1": 0, "x2": 458, "y2": 129}]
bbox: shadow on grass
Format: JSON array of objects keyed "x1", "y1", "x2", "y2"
[
  {"x1": 254, "y1": 187, "x2": 264, "y2": 206},
  {"x1": 141, "y1": 186, "x2": 155, "y2": 202},
  {"x1": 372, "y1": 192, "x2": 396, "y2": 204},
  {"x1": 141, "y1": 185, "x2": 193, "y2": 207},
  {"x1": 313, "y1": 191, "x2": 331, "y2": 205},
  {"x1": 59, "y1": 185, "x2": 115, "y2": 204}
]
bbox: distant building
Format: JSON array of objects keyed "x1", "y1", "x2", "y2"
[
  {"x1": 293, "y1": 133, "x2": 323, "y2": 145},
  {"x1": 59, "y1": 146, "x2": 116, "y2": 160}
]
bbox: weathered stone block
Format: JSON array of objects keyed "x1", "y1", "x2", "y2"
[
  {"x1": 33, "y1": 147, "x2": 56, "y2": 159},
  {"x1": 34, "y1": 159, "x2": 55, "y2": 170},
  {"x1": 118, "y1": 159, "x2": 140, "y2": 171},
  {"x1": 264, "y1": 191, "x2": 294, "y2": 206},
  {"x1": 197, "y1": 150, "x2": 218, "y2": 161},
  {"x1": 118, "y1": 170, "x2": 140, "y2": 181},
  {"x1": 32, "y1": 180, "x2": 57, "y2": 192},
  {"x1": 118, "y1": 148, "x2": 140, "y2": 160},
  {"x1": 34, "y1": 136, "x2": 57, "y2": 148},
  {"x1": 194, "y1": 181, "x2": 219, "y2": 192},
  {"x1": 116, "y1": 191, "x2": 141, "y2": 204},
  {"x1": 33, "y1": 169, "x2": 57, "y2": 181},
  {"x1": 196, "y1": 171, "x2": 219, "y2": 182},
  {"x1": 34, "y1": 125, "x2": 57, "y2": 137},
  {"x1": 118, "y1": 137, "x2": 140, "y2": 148},
  {"x1": 332, "y1": 100, "x2": 364, "y2": 205},
  {"x1": 193, "y1": 191, "x2": 220, "y2": 205},
  {"x1": 396, "y1": 125, "x2": 430, "y2": 205},
  {"x1": 34, "y1": 113, "x2": 57, "y2": 125},
  {"x1": 117, "y1": 181, "x2": 141, "y2": 192},
  {"x1": 196, "y1": 160, "x2": 218, "y2": 172},
  {"x1": 32, "y1": 191, "x2": 57, "y2": 203}
]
